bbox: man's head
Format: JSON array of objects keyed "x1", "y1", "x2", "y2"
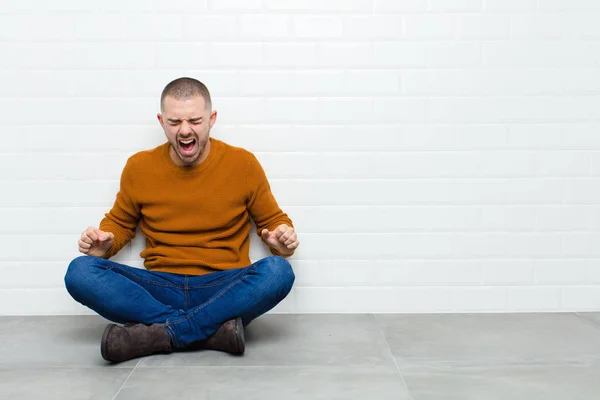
[{"x1": 158, "y1": 77, "x2": 217, "y2": 167}]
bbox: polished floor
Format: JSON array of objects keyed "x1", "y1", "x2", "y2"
[{"x1": 2, "y1": 313, "x2": 600, "y2": 399}]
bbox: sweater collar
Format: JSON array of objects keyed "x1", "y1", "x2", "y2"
[{"x1": 162, "y1": 137, "x2": 223, "y2": 175}]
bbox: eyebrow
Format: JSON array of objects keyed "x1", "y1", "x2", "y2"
[{"x1": 167, "y1": 117, "x2": 203, "y2": 123}]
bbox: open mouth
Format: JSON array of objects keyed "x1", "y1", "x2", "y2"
[{"x1": 178, "y1": 138, "x2": 197, "y2": 157}]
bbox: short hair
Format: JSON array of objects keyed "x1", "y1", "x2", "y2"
[{"x1": 160, "y1": 77, "x2": 212, "y2": 111}]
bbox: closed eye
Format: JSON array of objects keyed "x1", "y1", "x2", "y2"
[{"x1": 167, "y1": 118, "x2": 202, "y2": 125}]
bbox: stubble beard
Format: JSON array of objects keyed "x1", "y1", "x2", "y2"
[{"x1": 175, "y1": 134, "x2": 209, "y2": 167}]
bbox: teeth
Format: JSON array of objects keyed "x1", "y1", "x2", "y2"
[{"x1": 180, "y1": 139, "x2": 194, "y2": 144}]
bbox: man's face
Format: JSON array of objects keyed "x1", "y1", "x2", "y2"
[{"x1": 158, "y1": 95, "x2": 217, "y2": 167}]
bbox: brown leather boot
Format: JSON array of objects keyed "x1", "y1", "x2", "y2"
[
  {"x1": 197, "y1": 317, "x2": 245, "y2": 355},
  {"x1": 101, "y1": 323, "x2": 173, "y2": 363}
]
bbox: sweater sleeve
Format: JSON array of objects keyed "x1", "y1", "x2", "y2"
[
  {"x1": 99, "y1": 158, "x2": 140, "y2": 259},
  {"x1": 245, "y1": 152, "x2": 295, "y2": 257}
]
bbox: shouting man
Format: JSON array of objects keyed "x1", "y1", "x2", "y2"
[{"x1": 64, "y1": 77, "x2": 299, "y2": 363}]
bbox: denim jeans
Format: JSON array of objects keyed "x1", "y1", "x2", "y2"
[{"x1": 64, "y1": 255, "x2": 295, "y2": 348}]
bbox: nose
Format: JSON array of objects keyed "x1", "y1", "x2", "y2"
[{"x1": 179, "y1": 120, "x2": 192, "y2": 135}]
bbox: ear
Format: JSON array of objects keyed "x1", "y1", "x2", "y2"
[
  {"x1": 209, "y1": 110, "x2": 218, "y2": 129},
  {"x1": 157, "y1": 113, "x2": 164, "y2": 128}
]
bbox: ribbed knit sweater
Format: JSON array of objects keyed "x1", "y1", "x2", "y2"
[{"x1": 99, "y1": 137, "x2": 294, "y2": 275}]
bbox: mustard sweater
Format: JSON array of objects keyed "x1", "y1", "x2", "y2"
[{"x1": 99, "y1": 138, "x2": 294, "y2": 275}]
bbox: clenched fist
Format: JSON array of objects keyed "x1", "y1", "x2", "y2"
[
  {"x1": 260, "y1": 224, "x2": 299, "y2": 256},
  {"x1": 78, "y1": 227, "x2": 114, "y2": 258}
]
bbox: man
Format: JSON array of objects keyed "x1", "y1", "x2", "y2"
[{"x1": 64, "y1": 77, "x2": 299, "y2": 363}]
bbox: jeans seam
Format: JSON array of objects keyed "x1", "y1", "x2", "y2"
[
  {"x1": 186, "y1": 268, "x2": 249, "y2": 289},
  {"x1": 166, "y1": 262, "x2": 259, "y2": 336},
  {"x1": 108, "y1": 265, "x2": 183, "y2": 289},
  {"x1": 184, "y1": 276, "x2": 190, "y2": 310},
  {"x1": 165, "y1": 324, "x2": 178, "y2": 347}
]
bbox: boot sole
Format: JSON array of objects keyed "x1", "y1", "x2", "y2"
[
  {"x1": 235, "y1": 316, "x2": 245, "y2": 355},
  {"x1": 100, "y1": 324, "x2": 117, "y2": 362}
]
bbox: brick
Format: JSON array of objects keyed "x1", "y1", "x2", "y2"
[
  {"x1": 317, "y1": 43, "x2": 372, "y2": 67},
  {"x1": 0, "y1": 182, "x2": 119, "y2": 207},
  {"x1": 540, "y1": 0, "x2": 600, "y2": 12},
  {"x1": 344, "y1": 15, "x2": 402, "y2": 39},
  {"x1": 288, "y1": 205, "x2": 478, "y2": 231},
  {"x1": 374, "y1": 0, "x2": 428, "y2": 12},
  {"x1": 292, "y1": 70, "x2": 346, "y2": 96},
  {"x1": 264, "y1": 98, "x2": 318, "y2": 123},
  {"x1": 457, "y1": 15, "x2": 509, "y2": 39},
  {"x1": 126, "y1": 15, "x2": 182, "y2": 40},
  {"x1": 509, "y1": 288, "x2": 562, "y2": 311},
  {"x1": 0, "y1": 153, "x2": 128, "y2": 181},
  {"x1": 455, "y1": 70, "x2": 565, "y2": 95},
  {"x1": 69, "y1": 71, "x2": 129, "y2": 97},
  {"x1": 484, "y1": 42, "x2": 599, "y2": 68},
  {"x1": 0, "y1": 234, "x2": 84, "y2": 261},
  {"x1": 346, "y1": 70, "x2": 400, "y2": 95},
  {"x1": 484, "y1": 0, "x2": 537, "y2": 12},
  {"x1": 563, "y1": 14, "x2": 600, "y2": 38},
  {"x1": 240, "y1": 15, "x2": 290, "y2": 39},
  {"x1": 563, "y1": 232, "x2": 600, "y2": 257},
  {"x1": 481, "y1": 206, "x2": 537, "y2": 230},
  {"x1": 403, "y1": 15, "x2": 456, "y2": 39},
  {"x1": 317, "y1": 98, "x2": 373, "y2": 123},
  {"x1": 482, "y1": 260, "x2": 534, "y2": 285},
  {"x1": 563, "y1": 287, "x2": 600, "y2": 310},
  {"x1": 0, "y1": 71, "x2": 74, "y2": 98},
  {"x1": 507, "y1": 124, "x2": 563, "y2": 150},
  {"x1": 213, "y1": 97, "x2": 265, "y2": 123},
  {"x1": 152, "y1": 43, "x2": 220, "y2": 69},
  {"x1": 451, "y1": 288, "x2": 508, "y2": 311},
  {"x1": 428, "y1": 42, "x2": 481, "y2": 67},
  {"x1": 373, "y1": 42, "x2": 429, "y2": 67},
  {"x1": 210, "y1": 43, "x2": 264, "y2": 67},
  {"x1": 220, "y1": 124, "x2": 404, "y2": 152},
  {"x1": 429, "y1": 0, "x2": 482, "y2": 12},
  {"x1": 509, "y1": 233, "x2": 563, "y2": 257},
  {"x1": 95, "y1": 0, "x2": 152, "y2": 11},
  {"x1": 182, "y1": 16, "x2": 238, "y2": 40},
  {"x1": 0, "y1": 207, "x2": 107, "y2": 235},
  {"x1": 402, "y1": 70, "x2": 455, "y2": 95},
  {"x1": 239, "y1": 71, "x2": 292, "y2": 96},
  {"x1": 533, "y1": 152, "x2": 591, "y2": 177},
  {"x1": 208, "y1": 0, "x2": 262, "y2": 11},
  {"x1": 375, "y1": 260, "x2": 482, "y2": 286},
  {"x1": 0, "y1": 43, "x2": 155, "y2": 70},
  {"x1": 535, "y1": 260, "x2": 588, "y2": 285},
  {"x1": 536, "y1": 206, "x2": 596, "y2": 231},
  {"x1": 153, "y1": 0, "x2": 207, "y2": 11},
  {"x1": 0, "y1": 263, "x2": 69, "y2": 289},
  {"x1": 294, "y1": 16, "x2": 344, "y2": 38},
  {"x1": 265, "y1": 0, "x2": 371, "y2": 12},
  {"x1": 73, "y1": 15, "x2": 127, "y2": 40},
  {"x1": 563, "y1": 123, "x2": 600, "y2": 149},
  {"x1": 0, "y1": 15, "x2": 73, "y2": 41},
  {"x1": 510, "y1": 15, "x2": 564, "y2": 39},
  {"x1": 0, "y1": 98, "x2": 155, "y2": 125},
  {"x1": 0, "y1": 126, "x2": 163, "y2": 153},
  {"x1": 372, "y1": 98, "x2": 428, "y2": 122},
  {"x1": 264, "y1": 43, "x2": 317, "y2": 67}
]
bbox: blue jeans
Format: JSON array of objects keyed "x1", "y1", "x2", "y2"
[{"x1": 64, "y1": 255, "x2": 295, "y2": 348}]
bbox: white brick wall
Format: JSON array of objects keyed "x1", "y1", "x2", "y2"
[{"x1": 1, "y1": 0, "x2": 600, "y2": 315}]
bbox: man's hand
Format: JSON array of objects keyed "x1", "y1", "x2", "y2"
[
  {"x1": 260, "y1": 224, "x2": 299, "y2": 256},
  {"x1": 78, "y1": 227, "x2": 114, "y2": 258}
]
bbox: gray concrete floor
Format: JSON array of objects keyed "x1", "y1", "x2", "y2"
[{"x1": 2, "y1": 313, "x2": 600, "y2": 399}]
